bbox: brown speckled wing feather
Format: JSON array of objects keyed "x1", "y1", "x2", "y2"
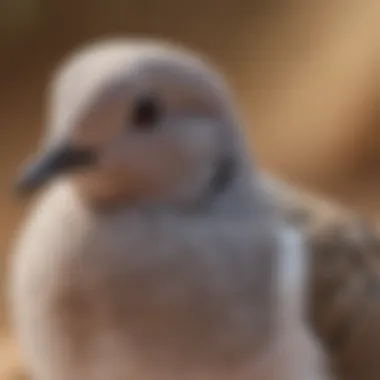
[{"x1": 262, "y1": 174, "x2": 380, "y2": 380}]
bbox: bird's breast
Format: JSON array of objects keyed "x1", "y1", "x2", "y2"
[
  {"x1": 56, "y1": 212, "x2": 274, "y2": 369},
  {"x1": 13, "y1": 195, "x2": 276, "y2": 377}
]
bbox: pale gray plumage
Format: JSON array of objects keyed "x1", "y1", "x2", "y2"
[{"x1": 9, "y1": 39, "x2": 328, "y2": 380}]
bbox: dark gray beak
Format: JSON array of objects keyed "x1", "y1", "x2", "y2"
[{"x1": 15, "y1": 144, "x2": 97, "y2": 196}]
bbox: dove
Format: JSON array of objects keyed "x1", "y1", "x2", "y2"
[{"x1": 9, "y1": 39, "x2": 329, "y2": 380}]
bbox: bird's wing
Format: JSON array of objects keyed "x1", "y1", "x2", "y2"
[{"x1": 261, "y1": 172, "x2": 380, "y2": 380}]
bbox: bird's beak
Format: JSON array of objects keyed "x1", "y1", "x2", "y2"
[{"x1": 15, "y1": 143, "x2": 98, "y2": 196}]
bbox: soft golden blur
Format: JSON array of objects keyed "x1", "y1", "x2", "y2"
[{"x1": 1, "y1": 1, "x2": 380, "y2": 378}]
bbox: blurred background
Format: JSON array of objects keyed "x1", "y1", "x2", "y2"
[{"x1": 1, "y1": 0, "x2": 380, "y2": 378}]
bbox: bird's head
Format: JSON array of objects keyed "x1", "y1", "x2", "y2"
[{"x1": 15, "y1": 39, "x2": 251, "y2": 208}]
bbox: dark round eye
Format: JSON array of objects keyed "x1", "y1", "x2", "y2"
[{"x1": 131, "y1": 96, "x2": 161, "y2": 130}]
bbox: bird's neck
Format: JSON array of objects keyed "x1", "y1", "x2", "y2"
[{"x1": 76, "y1": 170, "x2": 264, "y2": 222}]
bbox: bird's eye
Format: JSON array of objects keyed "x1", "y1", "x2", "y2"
[{"x1": 131, "y1": 96, "x2": 161, "y2": 130}]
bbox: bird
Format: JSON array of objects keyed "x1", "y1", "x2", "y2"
[
  {"x1": 9, "y1": 39, "x2": 329, "y2": 380},
  {"x1": 262, "y1": 174, "x2": 380, "y2": 380}
]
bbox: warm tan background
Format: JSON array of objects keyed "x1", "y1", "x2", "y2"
[{"x1": 1, "y1": 0, "x2": 380, "y2": 378}]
